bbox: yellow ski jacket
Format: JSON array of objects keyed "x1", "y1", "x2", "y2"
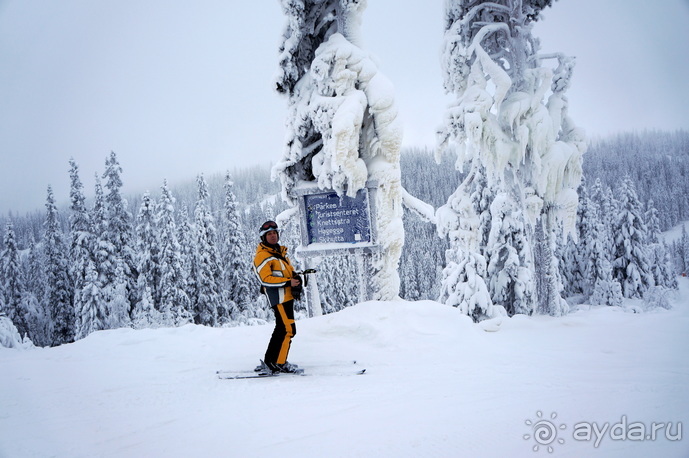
[{"x1": 253, "y1": 242, "x2": 296, "y2": 306}]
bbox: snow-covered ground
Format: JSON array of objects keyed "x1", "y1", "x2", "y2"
[
  {"x1": 660, "y1": 220, "x2": 688, "y2": 245},
  {"x1": 2, "y1": 279, "x2": 688, "y2": 458}
]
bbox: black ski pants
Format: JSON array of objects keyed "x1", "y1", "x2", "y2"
[{"x1": 265, "y1": 300, "x2": 296, "y2": 365}]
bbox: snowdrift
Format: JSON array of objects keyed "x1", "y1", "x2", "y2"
[{"x1": 1, "y1": 280, "x2": 688, "y2": 457}]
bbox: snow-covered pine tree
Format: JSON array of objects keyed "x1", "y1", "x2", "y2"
[
  {"x1": 68, "y1": 159, "x2": 92, "y2": 301},
  {"x1": 589, "y1": 256, "x2": 623, "y2": 308},
  {"x1": 274, "y1": 0, "x2": 405, "y2": 301},
  {"x1": 135, "y1": 192, "x2": 160, "y2": 311},
  {"x1": 156, "y1": 181, "x2": 192, "y2": 326},
  {"x1": 644, "y1": 199, "x2": 677, "y2": 290},
  {"x1": 220, "y1": 172, "x2": 248, "y2": 321},
  {"x1": 645, "y1": 200, "x2": 661, "y2": 245},
  {"x1": 1, "y1": 222, "x2": 26, "y2": 336},
  {"x1": 673, "y1": 225, "x2": 687, "y2": 274},
  {"x1": 589, "y1": 178, "x2": 614, "y2": 260},
  {"x1": 68, "y1": 159, "x2": 95, "y2": 340},
  {"x1": 21, "y1": 238, "x2": 50, "y2": 346},
  {"x1": 192, "y1": 174, "x2": 222, "y2": 327},
  {"x1": 91, "y1": 174, "x2": 116, "y2": 304},
  {"x1": 486, "y1": 193, "x2": 534, "y2": 315},
  {"x1": 318, "y1": 254, "x2": 359, "y2": 313},
  {"x1": 131, "y1": 280, "x2": 159, "y2": 329},
  {"x1": 612, "y1": 175, "x2": 654, "y2": 298},
  {"x1": 22, "y1": 238, "x2": 45, "y2": 309},
  {"x1": 587, "y1": 184, "x2": 624, "y2": 307},
  {"x1": 436, "y1": 172, "x2": 498, "y2": 319},
  {"x1": 44, "y1": 185, "x2": 74, "y2": 345},
  {"x1": 102, "y1": 152, "x2": 136, "y2": 319},
  {"x1": 437, "y1": 0, "x2": 584, "y2": 318},
  {"x1": 560, "y1": 179, "x2": 593, "y2": 297},
  {"x1": 177, "y1": 205, "x2": 196, "y2": 320},
  {"x1": 650, "y1": 241, "x2": 678, "y2": 290},
  {"x1": 0, "y1": 314, "x2": 34, "y2": 349},
  {"x1": 582, "y1": 197, "x2": 603, "y2": 298},
  {"x1": 105, "y1": 257, "x2": 131, "y2": 329},
  {"x1": 75, "y1": 260, "x2": 105, "y2": 339},
  {"x1": 17, "y1": 291, "x2": 42, "y2": 346},
  {"x1": 682, "y1": 224, "x2": 689, "y2": 274}
]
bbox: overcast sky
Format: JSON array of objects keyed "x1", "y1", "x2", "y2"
[{"x1": 1, "y1": 0, "x2": 688, "y2": 215}]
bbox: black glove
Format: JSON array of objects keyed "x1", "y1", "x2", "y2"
[{"x1": 291, "y1": 273, "x2": 303, "y2": 300}]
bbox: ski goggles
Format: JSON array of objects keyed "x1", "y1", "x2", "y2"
[{"x1": 259, "y1": 221, "x2": 279, "y2": 237}]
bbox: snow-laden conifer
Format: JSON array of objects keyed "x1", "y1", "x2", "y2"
[
  {"x1": 589, "y1": 256, "x2": 623, "y2": 308},
  {"x1": 589, "y1": 179, "x2": 614, "y2": 259},
  {"x1": 135, "y1": 192, "x2": 160, "y2": 310},
  {"x1": 650, "y1": 241, "x2": 678, "y2": 290},
  {"x1": 612, "y1": 176, "x2": 653, "y2": 298},
  {"x1": 0, "y1": 314, "x2": 34, "y2": 349},
  {"x1": 21, "y1": 238, "x2": 50, "y2": 346},
  {"x1": 437, "y1": 0, "x2": 584, "y2": 318},
  {"x1": 102, "y1": 152, "x2": 135, "y2": 312},
  {"x1": 645, "y1": 200, "x2": 661, "y2": 245},
  {"x1": 92, "y1": 175, "x2": 115, "y2": 289},
  {"x1": 68, "y1": 159, "x2": 92, "y2": 299},
  {"x1": 68, "y1": 159, "x2": 98, "y2": 339},
  {"x1": 156, "y1": 181, "x2": 192, "y2": 326},
  {"x1": 177, "y1": 205, "x2": 196, "y2": 319},
  {"x1": 644, "y1": 200, "x2": 677, "y2": 290},
  {"x1": 131, "y1": 281, "x2": 160, "y2": 329},
  {"x1": 1, "y1": 222, "x2": 25, "y2": 335},
  {"x1": 105, "y1": 257, "x2": 131, "y2": 329},
  {"x1": 682, "y1": 225, "x2": 689, "y2": 274},
  {"x1": 75, "y1": 260, "x2": 105, "y2": 339},
  {"x1": 44, "y1": 186, "x2": 74, "y2": 345},
  {"x1": 560, "y1": 180, "x2": 594, "y2": 297},
  {"x1": 486, "y1": 193, "x2": 534, "y2": 315},
  {"x1": 274, "y1": 0, "x2": 404, "y2": 300},
  {"x1": 220, "y1": 172, "x2": 248, "y2": 321},
  {"x1": 193, "y1": 174, "x2": 222, "y2": 326},
  {"x1": 22, "y1": 238, "x2": 45, "y2": 308}
]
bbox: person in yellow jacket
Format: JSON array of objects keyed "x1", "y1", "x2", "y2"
[{"x1": 253, "y1": 220, "x2": 302, "y2": 374}]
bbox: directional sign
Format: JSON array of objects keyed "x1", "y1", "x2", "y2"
[{"x1": 304, "y1": 189, "x2": 371, "y2": 245}]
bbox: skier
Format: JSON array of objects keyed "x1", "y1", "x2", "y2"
[{"x1": 253, "y1": 220, "x2": 302, "y2": 374}]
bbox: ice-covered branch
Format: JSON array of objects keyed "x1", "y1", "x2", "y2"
[
  {"x1": 468, "y1": 23, "x2": 512, "y2": 110},
  {"x1": 275, "y1": 205, "x2": 299, "y2": 229},
  {"x1": 461, "y1": 2, "x2": 511, "y2": 29},
  {"x1": 401, "y1": 188, "x2": 437, "y2": 224}
]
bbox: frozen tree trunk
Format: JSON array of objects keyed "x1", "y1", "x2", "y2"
[{"x1": 274, "y1": 0, "x2": 404, "y2": 302}]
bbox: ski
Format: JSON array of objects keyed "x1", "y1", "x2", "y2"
[
  {"x1": 217, "y1": 371, "x2": 302, "y2": 380},
  {"x1": 216, "y1": 368, "x2": 366, "y2": 380}
]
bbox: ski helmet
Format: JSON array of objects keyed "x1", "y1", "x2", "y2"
[{"x1": 259, "y1": 220, "x2": 279, "y2": 242}]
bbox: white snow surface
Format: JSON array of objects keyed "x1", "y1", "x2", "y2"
[
  {"x1": 659, "y1": 220, "x2": 688, "y2": 245},
  {"x1": 2, "y1": 279, "x2": 689, "y2": 457}
]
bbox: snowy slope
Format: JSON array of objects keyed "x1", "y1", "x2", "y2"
[
  {"x1": 2, "y1": 279, "x2": 688, "y2": 458},
  {"x1": 660, "y1": 220, "x2": 688, "y2": 245}
]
